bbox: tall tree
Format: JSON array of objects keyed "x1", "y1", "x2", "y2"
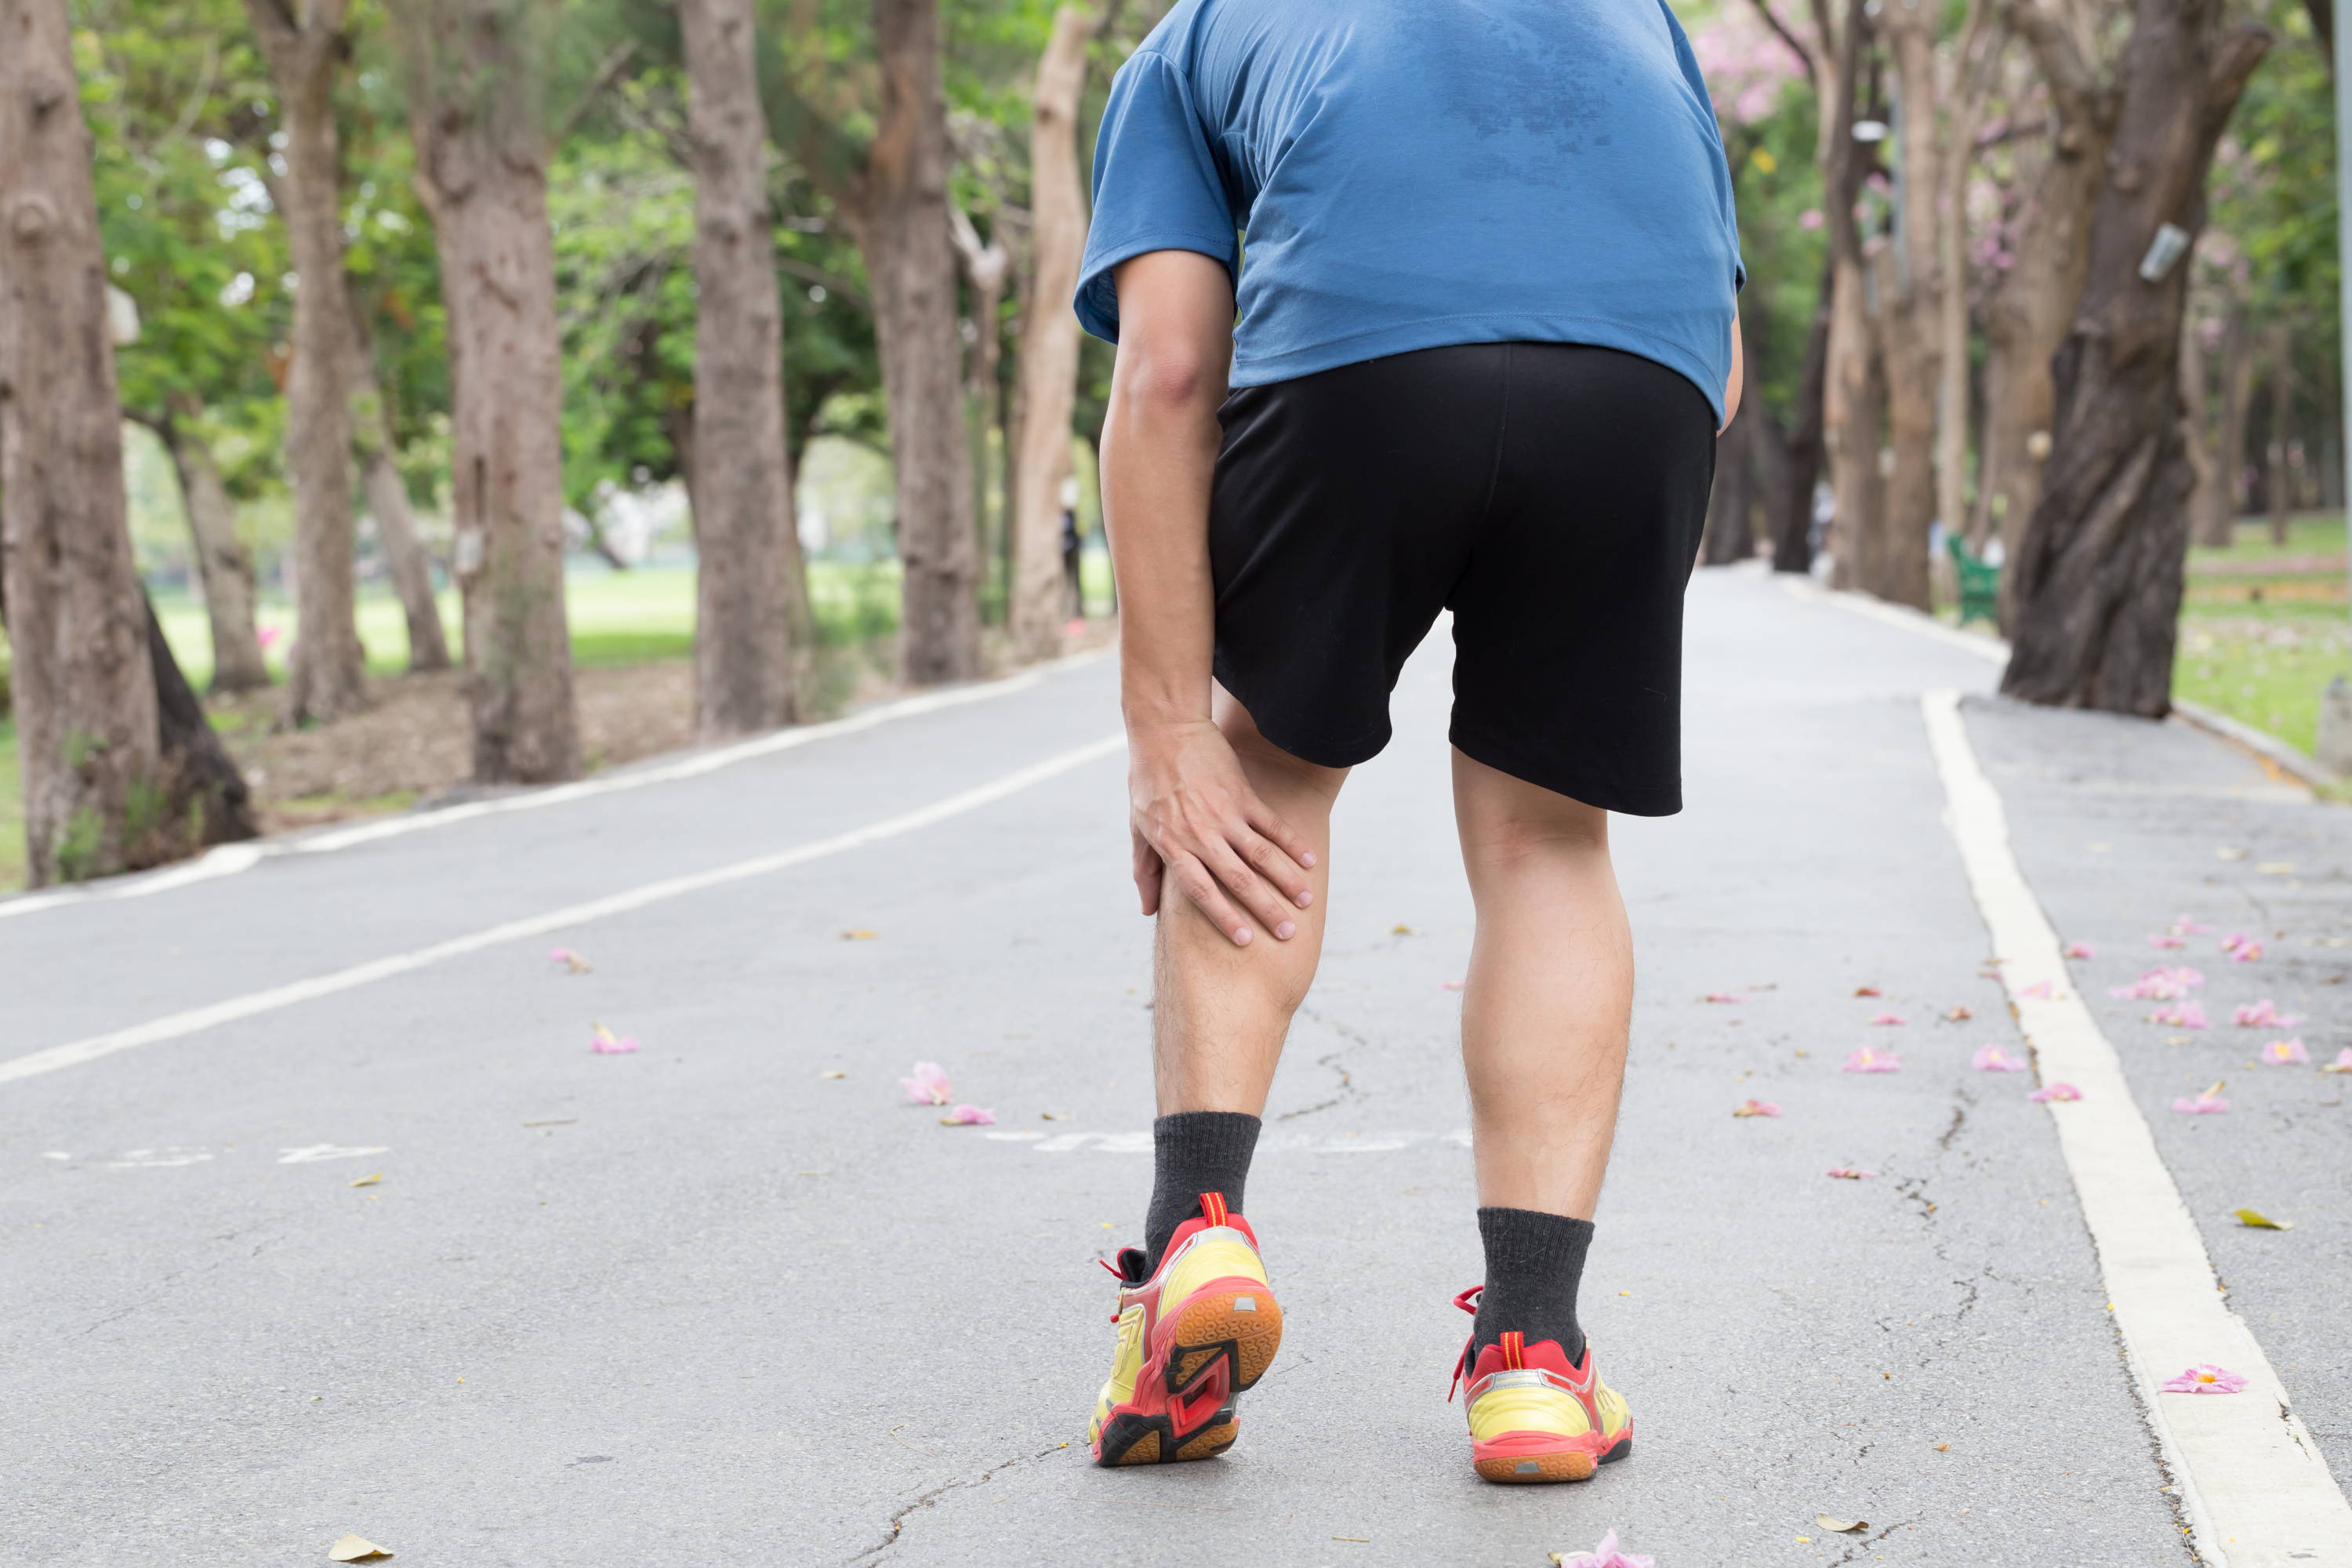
[
  {"x1": 141, "y1": 396, "x2": 274, "y2": 692},
  {"x1": 244, "y1": 0, "x2": 372, "y2": 724},
  {"x1": 1981, "y1": 0, "x2": 2122, "y2": 622},
  {"x1": 349, "y1": 292, "x2": 452, "y2": 672},
  {"x1": 1, "y1": 0, "x2": 162, "y2": 884},
  {"x1": 1007, "y1": 3, "x2": 1092, "y2": 662},
  {"x1": 397, "y1": 0, "x2": 582, "y2": 782},
  {"x1": 682, "y1": 0, "x2": 812, "y2": 738},
  {"x1": 2000, "y1": 0, "x2": 2269, "y2": 713},
  {"x1": 781, "y1": 0, "x2": 981, "y2": 685}
]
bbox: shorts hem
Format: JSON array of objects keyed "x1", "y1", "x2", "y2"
[
  {"x1": 1449, "y1": 722, "x2": 1682, "y2": 818},
  {"x1": 1213, "y1": 652, "x2": 1389, "y2": 771}
]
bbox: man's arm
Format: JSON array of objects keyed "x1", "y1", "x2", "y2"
[
  {"x1": 1102, "y1": 249, "x2": 1316, "y2": 947},
  {"x1": 1722, "y1": 314, "x2": 1744, "y2": 431}
]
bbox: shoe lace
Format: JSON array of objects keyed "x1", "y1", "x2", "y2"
[{"x1": 1447, "y1": 1286, "x2": 1483, "y2": 1403}]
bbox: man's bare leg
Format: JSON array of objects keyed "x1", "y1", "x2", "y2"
[
  {"x1": 1452, "y1": 748, "x2": 1632, "y2": 1365},
  {"x1": 1152, "y1": 688, "x2": 1348, "y2": 1118}
]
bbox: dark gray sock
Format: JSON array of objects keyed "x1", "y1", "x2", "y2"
[
  {"x1": 1472, "y1": 1207, "x2": 1595, "y2": 1365},
  {"x1": 1144, "y1": 1112, "x2": 1261, "y2": 1273}
]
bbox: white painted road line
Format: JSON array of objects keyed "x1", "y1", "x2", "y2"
[
  {"x1": 983, "y1": 1129, "x2": 1474, "y2": 1153},
  {"x1": 0, "y1": 651, "x2": 1109, "y2": 922},
  {"x1": 0, "y1": 733, "x2": 1124, "y2": 1089},
  {"x1": 1924, "y1": 688, "x2": 2352, "y2": 1567}
]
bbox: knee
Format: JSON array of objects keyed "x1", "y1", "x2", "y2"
[{"x1": 1458, "y1": 797, "x2": 1611, "y2": 875}]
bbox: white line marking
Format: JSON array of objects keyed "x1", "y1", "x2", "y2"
[
  {"x1": 1924, "y1": 688, "x2": 2352, "y2": 1566},
  {"x1": 0, "y1": 651, "x2": 1109, "y2": 921},
  {"x1": 0, "y1": 734, "x2": 1124, "y2": 1088}
]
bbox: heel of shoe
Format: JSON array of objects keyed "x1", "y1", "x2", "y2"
[{"x1": 1162, "y1": 1282, "x2": 1284, "y2": 1394}]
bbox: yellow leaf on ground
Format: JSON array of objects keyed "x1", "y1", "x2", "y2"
[
  {"x1": 1816, "y1": 1515, "x2": 1867, "y2": 1533},
  {"x1": 2232, "y1": 1207, "x2": 2293, "y2": 1230},
  {"x1": 348, "y1": 1174, "x2": 382, "y2": 1189},
  {"x1": 840, "y1": 929, "x2": 880, "y2": 940},
  {"x1": 818, "y1": 1070, "x2": 846, "y2": 1080},
  {"x1": 1392, "y1": 924, "x2": 1414, "y2": 935},
  {"x1": 329, "y1": 1535, "x2": 393, "y2": 1562}
]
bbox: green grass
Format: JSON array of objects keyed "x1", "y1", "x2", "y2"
[
  {"x1": 2175, "y1": 513, "x2": 2350, "y2": 757},
  {"x1": 150, "y1": 559, "x2": 923, "y2": 687}
]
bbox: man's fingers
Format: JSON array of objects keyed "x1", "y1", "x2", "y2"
[
  {"x1": 1131, "y1": 831, "x2": 1163, "y2": 916},
  {"x1": 1238, "y1": 826, "x2": 1315, "y2": 909},
  {"x1": 1244, "y1": 801, "x2": 1319, "y2": 877},
  {"x1": 1168, "y1": 851, "x2": 1256, "y2": 946},
  {"x1": 1202, "y1": 839, "x2": 1300, "y2": 942}
]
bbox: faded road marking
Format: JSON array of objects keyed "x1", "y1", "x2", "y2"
[{"x1": 0, "y1": 735, "x2": 1123, "y2": 1089}]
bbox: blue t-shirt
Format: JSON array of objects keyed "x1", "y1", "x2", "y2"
[{"x1": 1075, "y1": 0, "x2": 1744, "y2": 422}]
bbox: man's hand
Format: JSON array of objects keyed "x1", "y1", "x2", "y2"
[{"x1": 1128, "y1": 719, "x2": 1316, "y2": 946}]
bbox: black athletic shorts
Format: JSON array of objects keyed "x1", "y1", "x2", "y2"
[{"x1": 1207, "y1": 341, "x2": 1715, "y2": 816}]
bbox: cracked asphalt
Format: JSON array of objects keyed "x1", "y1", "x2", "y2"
[{"x1": 3, "y1": 566, "x2": 2346, "y2": 1566}]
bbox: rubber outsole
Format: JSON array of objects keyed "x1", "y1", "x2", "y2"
[
  {"x1": 1473, "y1": 1434, "x2": 1633, "y2": 1485},
  {"x1": 1094, "y1": 1284, "x2": 1283, "y2": 1468}
]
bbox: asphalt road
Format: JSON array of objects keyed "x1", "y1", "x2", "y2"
[{"x1": 4, "y1": 566, "x2": 2345, "y2": 1566}]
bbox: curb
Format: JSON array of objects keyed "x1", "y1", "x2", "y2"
[{"x1": 1776, "y1": 572, "x2": 2342, "y2": 792}]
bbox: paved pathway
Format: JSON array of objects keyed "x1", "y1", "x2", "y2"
[{"x1": 5, "y1": 568, "x2": 2347, "y2": 1566}]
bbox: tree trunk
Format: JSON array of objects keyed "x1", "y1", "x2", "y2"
[
  {"x1": 1702, "y1": 401, "x2": 1759, "y2": 564},
  {"x1": 681, "y1": 0, "x2": 811, "y2": 739},
  {"x1": 245, "y1": 0, "x2": 369, "y2": 726},
  {"x1": 154, "y1": 394, "x2": 272, "y2": 693},
  {"x1": 2205, "y1": 298, "x2": 2253, "y2": 543},
  {"x1": 2263, "y1": 320, "x2": 2293, "y2": 543},
  {"x1": 2179, "y1": 306, "x2": 2224, "y2": 546},
  {"x1": 1008, "y1": 5, "x2": 1094, "y2": 662},
  {"x1": 143, "y1": 592, "x2": 259, "y2": 847},
  {"x1": 949, "y1": 201, "x2": 1009, "y2": 622},
  {"x1": 347, "y1": 310, "x2": 452, "y2": 673},
  {"x1": 860, "y1": 0, "x2": 979, "y2": 685},
  {"x1": 400, "y1": 0, "x2": 582, "y2": 784},
  {"x1": 1999, "y1": 0, "x2": 2269, "y2": 715},
  {"x1": 1864, "y1": 3, "x2": 1945, "y2": 611},
  {"x1": 1982, "y1": 0, "x2": 2121, "y2": 604},
  {"x1": 1824, "y1": 253, "x2": 1884, "y2": 591},
  {"x1": 1, "y1": 0, "x2": 164, "y2": 885}
]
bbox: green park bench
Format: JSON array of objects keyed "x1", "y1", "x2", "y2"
[{"x1": 1948, "y1": 535, "x2": 2000, "y2": 627}]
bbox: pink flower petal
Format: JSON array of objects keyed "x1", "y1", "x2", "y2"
[
  {"x1": 2259, "y1": 1038, "x2": 2310, "y2": 1065},
  {"x1": 939, "y1": 1104, "x2": 996, "y2": 1126},
  {"x1": 1842, "y1": 1047, "x2": 1902, "y2": 1073},
  {"x1": 899, "y1": 1062, "x2": 953, "y2": 1105},
  {"x1": 589, "y1": 1023, "x2": 639, "y2": 1054},
  {"x1": 1440, "y1": 979, "x2": 1466, "y2": 991},
  {"x1": 1555, "y1": 1532, "x2": 1655, "y2": 1568},
  {"x1": 2230, "y1": 1000, "x2": 2299, "y2": 1028},
  {"x1": 2174, "y1": 915, "x2": 2214, "y2": 935},
  {"x1": 1867, "y1": 1011, "x2": 1907, "y2": 1026},
  {"x1": 1731, "y1": 1098, "x2": 1781, "y2": 1117},
  {"x1": 2147, "y1": 934, "x2": 2188, "y2": 949},
  {"x1": 1824, "y1": 1166, "x2": 1878, "y2": 1179},
  {"x1": 1704, "y1": 991, "x2": 1744, "y2": 1004},
  {"x1": 2148, "y1": 1001, "x2": 2209, "y2": 1029},
  {"x1": 2220, "y1": 931, "x2": 2251, "y2": 953},
  {"x1": 2321, "y1": 1048, "x2": 2352, "y2": 1073},
  {"x1": 2230, "y1": 942, "x2": 2264, "y2": 964},
  {"x1": 2160, "y1": 1364, "x2": 2247, "y2": 1394},
  {"x1": 2064, "y1": 942, "x2": 2095, "y2": 959},
  {"x1": 2027, "y1": 1082, "x2": 2082, "y2": 1102},
  {"x1": 2172, "y1": 1092, "x2": 2230, "y2": 1114},
  {"x1": 1971, "y1": 1044, "x2": 2027, "y2": 1072},
  {"x1": 549, "y1": 946, "x2": 590, "y2": 973},
  {"x1": 2016, "y1": 979, "x2": 2057, "y2": 1000}
]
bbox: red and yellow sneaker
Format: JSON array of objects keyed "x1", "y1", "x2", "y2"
[
  {"x1": 1448, "y1": 1287, "x2": 1633, "y2": 1483},
  {"x1": 1089, "y1": 1192, "x2": 1283, "y2": 1467}
]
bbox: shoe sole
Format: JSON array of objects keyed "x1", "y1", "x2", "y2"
[
  {"x1": 1094, "y1": 1282, "x2": 1283, "y2": 1468},
  {"x1": 1474, "y1": 1434, "x2": 1633, "y2": 1485}
]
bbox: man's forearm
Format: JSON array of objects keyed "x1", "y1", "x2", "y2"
[{"x1": 1102, "y1": 353, "x2": 1229, "y2": 732}]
